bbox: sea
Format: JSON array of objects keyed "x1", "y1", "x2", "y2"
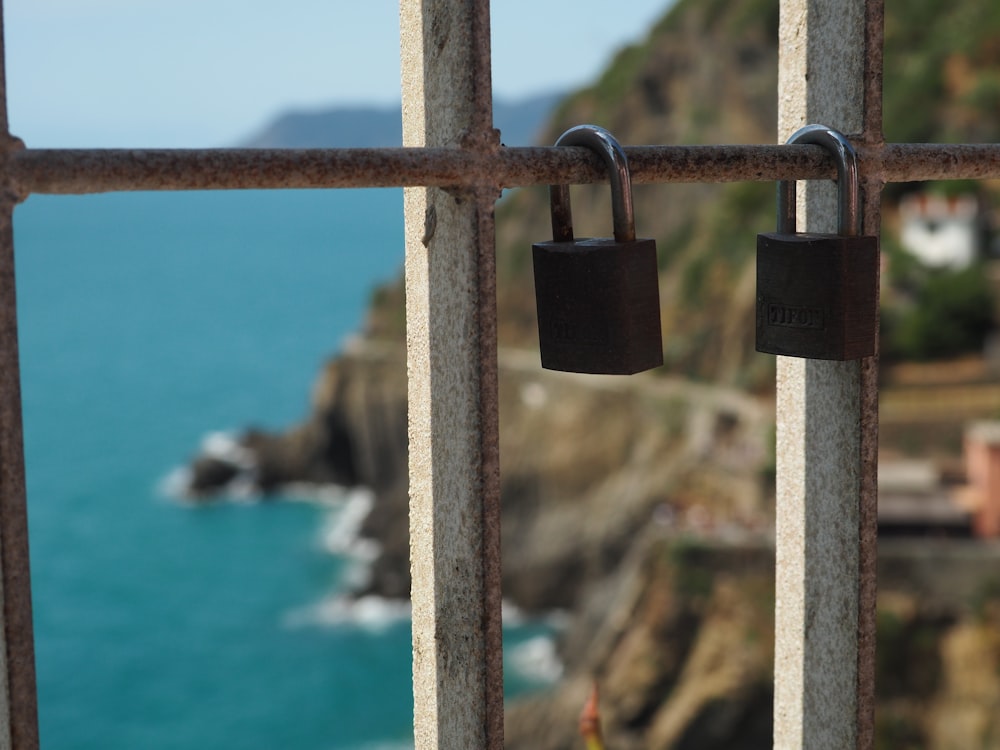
[{"x1": 13, "y1": 190, "x2": 560, "y2": 750}]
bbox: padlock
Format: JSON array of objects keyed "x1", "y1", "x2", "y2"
[
  {"x1": 532, "y1": 125, "x2": 663, "y2": 374},
  {"x1": 756, "y1": 124, "x2": 879, "y2": 360}
]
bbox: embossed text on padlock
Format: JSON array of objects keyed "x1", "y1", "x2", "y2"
[
  {"x1": 755, "y1": 124, "x2": 879, "y2": 360},
  {"x1": 532, "y1": 125, "x2": 663, "y2": 374}
]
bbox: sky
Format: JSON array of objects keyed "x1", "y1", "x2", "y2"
[{"x1": 4, "y1": 0, "x2": 675, "y2": 148}]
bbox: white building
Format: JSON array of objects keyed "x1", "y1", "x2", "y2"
[{"x1": 899, "y1": 191, "x2": 983, "y2": 269}]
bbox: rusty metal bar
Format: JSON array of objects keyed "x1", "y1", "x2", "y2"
[
  {"x1": 4, "y1": 145, "x2": 831, "y2": 194},
  {"x1": 10, "y1": 142, "x2": 1000, "y2": 196},
  {"x1": 0, "y1": 192, "x2": 39, "y2": 750},
  {"x1": 856, "y1": 1, "x2": 885, "y2": 747},
  {"x1": 0, "y1": 1, "x2": 41, "y2": 747},
  {"x1": 876, "y1": 144, "x2": 1000, "y2": 182}
]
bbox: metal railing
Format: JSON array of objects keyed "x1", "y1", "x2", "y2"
[
  {"x1": 9, "y1": 143, "x2": 1000, "y2": 195},
  {"x1": 1, "y1": 0, "x2": 1000, "y2": 748}
]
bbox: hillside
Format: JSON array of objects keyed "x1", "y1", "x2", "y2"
[
  {"x1": 363, "y1": 0, "x2": 784, "y2": 388},
  {"x1": 188, "y1": 0, "x2": 1000, "y2": 747},
  {"x1": 365, "y1": 0, "x2": 1000, "y2": 389}
]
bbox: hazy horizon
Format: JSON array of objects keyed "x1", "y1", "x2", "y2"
[{"x1": 5, "y1": 0, "x2": 676, "y2": 148}]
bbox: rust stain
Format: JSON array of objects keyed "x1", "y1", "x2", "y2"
[
  {"x1": 10, "y1": 142, "x2": 1000, "y2": 199},
  {"x1": 0, "y1": 194, "x2": 40, "y2": 750}
]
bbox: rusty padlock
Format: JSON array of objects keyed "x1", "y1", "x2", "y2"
[
  {"x1": 532, "y1": 125, "x2": 663, "y2": 374},
  {"x1": 756, "y1": 124, "x2": 879, "y2": 360}
]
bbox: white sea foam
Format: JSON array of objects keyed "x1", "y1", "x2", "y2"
[
  {"x1": 199, "y1": 430, "x2": 256, "y2": 469},
  {"x1": 320, "y1": 488, "x2": 377, "y2": 556},
  {"x1": 283, "y1": 594, "x2": 411, "y2": 632},
  {"x1": 156, "y1": 429, "x2": 261, "y2": 501},
  {"x1": 501, "y1": 598, "x2": 527, "y2": 626},
  {"x1": 283, "y1": 491, "x2": 404, "y2": 628},
  {"x1": 501, "y1": 600, "x2": 571, "y2": 631},
  {"x1": 500, "y1": 603, "x2": 566, "y2": 685},
  {"x1": 199, "y1": 431, "x2": 262, "y2": 498},
  {"x1": 309, "y1": 487, "x2": 380, "y2": 589},
  {"x1": 156, "y1": 465, "x2": 193, "y2": 499},
  {"x1": 158, "y1": 431, "x2": 380, "y2": 516},
  {"x1": 507, "y1": 634, "x2": 564, "y2": 684},
  {"x1": 281, "y1": 482, "x2": 357, "y2": 508}
]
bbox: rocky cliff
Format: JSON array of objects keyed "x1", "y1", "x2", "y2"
[
  {"x1": 186, "y1": 0, "x2": 1000, "y2": 746},
  {"x1": 504, "y1": 536, "x2": 1000, "y2": 750},
  {"x1": 364, "y1": 0, "x2": 783, "y2": 388},
  {"x1": 187, "y1": 340, "x2": 1000, "y2": 748},
  {"x1": 506, "y1": 537, "x2": 777, "y2": 750},
  {"x1": 190, "y1": 340, "x2": 774, "y2": 611}
]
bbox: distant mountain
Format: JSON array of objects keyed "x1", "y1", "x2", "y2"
[
  {"x1": 243, "y1": 105, "x2": 402, "y2": 148},
  {"x1": 241, "y1": 92, "x2": 563, "y2": 148}
]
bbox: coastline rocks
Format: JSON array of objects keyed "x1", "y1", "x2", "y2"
[
  {"x1": 505, "y1": 536, "x2": 1000, "y2": 750},
  {"x1": 189, "y1": 452, "x2": 243, "y2": 493},
  {"x1": 180, "y1": 341, "x2": 1000, "y2": 748},
  {"x1": 183, "y1": 340, "x2": 776, "y2": 616},
  {"x1": 186, "y1": 342, "x2": 409, "y2": 498},
  {"x1": 504, "y1": 536, "x2": 776, "y2": 750}
]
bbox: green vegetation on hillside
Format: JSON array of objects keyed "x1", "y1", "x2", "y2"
[
  {"x1": 363, "y1": 0, "x2": 1000, "y2": 378},
  {"x1": 883, "y1": 261, "x2": 996, "y2": 361},
  {"x1": 884, "y1": 1, "x2": 1000, "y2": 143},
  {"x1": 493, "y1": 0, "x2": 1000, "y2": 383}
]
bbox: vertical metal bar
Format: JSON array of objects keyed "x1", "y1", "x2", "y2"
[
  {"x1": 400, "y1": 0, "x2": 503, "y2": 748},
  {"x1": 856, "y1": 3, "x2": 884, "y2": 748},
  {"x1": 0, "y1": 2, "x2": 40, "y2": 747},
  {"x1": 774, "y1": 0, "x2": 877, "y2": 748},
  {"x1": 0, "y1": 193, "x2": 37, "y2": 750},
  {"x1": 0, "y1": 13, "x2": 39, "y2": 750}
]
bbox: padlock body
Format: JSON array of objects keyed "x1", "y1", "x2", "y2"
[
  {"x1": 532, "y1": 237, "x2": 663, "y2": 374},
  {"x1": 756, "y1": 232, "x2": 878, "y2": 360}
]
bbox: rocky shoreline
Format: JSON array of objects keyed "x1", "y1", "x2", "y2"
[
  {"x1": 179, "y1": 340, "x2": 782, "y2": 746},
  {"x1": 183, "y1": 339, "x2": 775, "y2": 610},
  {"x1": 179, "y1": 0, "x2": 1000, "y2": 739},
  {"x1": 183, "y1": 340, "x2": 1000, "y2": 748}
]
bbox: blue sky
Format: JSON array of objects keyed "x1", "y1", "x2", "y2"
[{"x1": 4, "y1": 0, "x2": 674, "y2": 148}]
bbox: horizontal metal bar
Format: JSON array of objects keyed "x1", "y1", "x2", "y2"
[
  {"x1": 7, "y1": 145, "x2": 827, "y2": 194},
  {"x1": 876, "y1": 143, "x2": 1000, "y2": 182},
  {"x1": 8, "y1": 142, "x2": 1000, "y2": 197}
]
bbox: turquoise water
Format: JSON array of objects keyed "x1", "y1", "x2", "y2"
[{"x1": 13, "y1": 191, "x2": 557, "y2": 750}]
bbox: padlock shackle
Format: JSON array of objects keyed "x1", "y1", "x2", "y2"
[
  {"x1": 777, "y1": 125, "x2": 861, "y2": 237},
  {"x1": 549, "y1": 125, "x2": 636, "y2": 244}
]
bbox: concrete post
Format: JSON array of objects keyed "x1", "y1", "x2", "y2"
[
  {"x1": 400, "y1": 1, "x2": 504, "y2": 749},
  {"x1": 774, "y1": 0, "x2": 880, "y2": 748}
]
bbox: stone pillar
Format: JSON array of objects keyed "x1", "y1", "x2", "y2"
[
  {"x1": 773, "y1": 0, "x2": 881, "y2": 747},
  {"x1": 400, "y1": 0, "x2": 504, "y2": 748}
]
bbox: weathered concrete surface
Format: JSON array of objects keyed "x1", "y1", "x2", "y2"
[
  {"x1": 401, "y1": 0, "x2": 503, "y2": 748},
  {"x1": 774, "y1": 0, "x2": 876, "y2": 748}
]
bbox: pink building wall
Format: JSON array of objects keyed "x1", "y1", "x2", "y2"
[{"x1": 965, "y1": 422, "x2": 1000, "y2": 538}]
